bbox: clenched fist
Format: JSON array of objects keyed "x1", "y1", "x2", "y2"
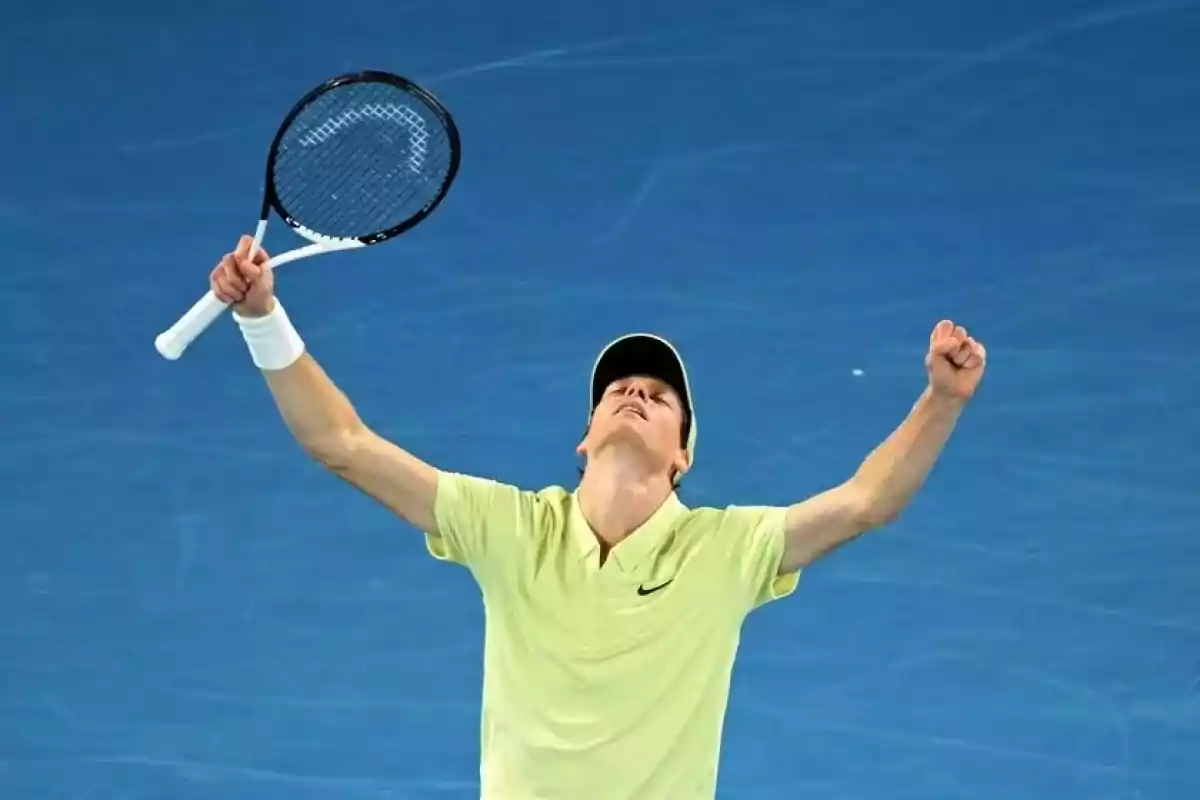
[
  {"x1": 211, "y1": 235, "x2": 275, "y2": 318},
  {"x1": 926, "y1": 320, "x2": 987, "y2": 400}
]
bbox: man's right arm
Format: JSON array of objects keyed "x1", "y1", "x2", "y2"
[
  {"x1": 256, "y1": 329, "x2": 537, "y2": 579},
  {"x1": 259, "y1": 348, "x2": 441, "y2": 535},
  {"x1": 211, "y1": 235, "x2": 440, "y2": 535}
]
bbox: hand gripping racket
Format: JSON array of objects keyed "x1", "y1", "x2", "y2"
[{"x1": 154, "y1": 70, "x2": 462, "y2": 360}]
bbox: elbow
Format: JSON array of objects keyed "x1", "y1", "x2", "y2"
[
  {"x1": 861, "y1": 504, "x2": 901, "y2": 530},
  {"x1": 845, "y1": 480, "x2": 902, "y2": 531},
  {"x1": 301, "y1": 425, "x2": 369, "y2": 472}
]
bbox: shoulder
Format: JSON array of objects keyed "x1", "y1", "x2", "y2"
[
  {"x1": 426, "y1": 473, "x2": 574, "y2": 570},
  {"x1": 434, "y1": 470, "x2": 572, "y2": 532},
  {"x1": 676, "y1": 503, "x2": 788, "y2": 539},
  {"x1": 676, "y1": 503, "x2": 798, "y2": 608}
]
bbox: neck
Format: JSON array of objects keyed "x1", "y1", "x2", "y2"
[{"x1": 577, "y1": 447, "x2": 673, "y2": 550}]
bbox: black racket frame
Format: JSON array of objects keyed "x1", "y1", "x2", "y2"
[{"x1": 261, "y1": 70, "x2": 462, "y2": 244}]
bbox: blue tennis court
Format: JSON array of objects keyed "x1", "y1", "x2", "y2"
[{"x1": 2, "y1": 1, "x2": 1197, "y2": 797}]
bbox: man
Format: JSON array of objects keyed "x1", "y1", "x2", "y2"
[{"x1": 210, "y1": 235, "x2": 987, "y2": 799}]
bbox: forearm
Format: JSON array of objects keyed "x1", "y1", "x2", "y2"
[
  {"x1": 262, "y1": 353, "x2": 367, "y2": 453},
  {"x1": 236, "y1": 301, "x2": 365, "y2": 455},
  {"x1": 851, "y1": 386, "x2": 965, "y2": 525}
]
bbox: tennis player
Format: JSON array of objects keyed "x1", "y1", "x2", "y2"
[{"x1": 211, "y1": 235, "x2": 987, "y2": 799}]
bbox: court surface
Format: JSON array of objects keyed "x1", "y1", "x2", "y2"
[{"x1": 2, "y1": 1, "x2": 1198, "y2": 798}]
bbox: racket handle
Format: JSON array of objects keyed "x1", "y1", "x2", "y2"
[
  {"x1": 155, "y1": 219, "x2": 268, "y2": 361},
  {"x1": 155, "y1": 290, "x2": 231, "y2": 360}
]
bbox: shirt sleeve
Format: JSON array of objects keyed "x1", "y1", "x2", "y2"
[
  {"x1": 717, "y1": 505, "x2": 801, "y2": 612},
  {"x1": 424, "y1": 470, "x2": 543, "y2": 583}
]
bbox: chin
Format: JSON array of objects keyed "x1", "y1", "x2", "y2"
[{"x1": 592, "y1": 425, "x2": 655, "y2": 454}]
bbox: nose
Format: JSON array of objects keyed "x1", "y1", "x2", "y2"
[{"x1": 622, "y1": 382, "x2": 649, "y2": 400}]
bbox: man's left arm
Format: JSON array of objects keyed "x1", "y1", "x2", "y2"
[{"x1": 777, "y1": 320, "x2": 987, "y2": 574}]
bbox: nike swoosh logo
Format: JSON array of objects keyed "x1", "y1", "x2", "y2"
[{"x1": 637, "y1": 580, "x2": 674, "y2": 596}]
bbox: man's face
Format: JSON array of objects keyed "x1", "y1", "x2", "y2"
[{"x1": 578, "y1": 374, "x2": 690, "y2": 478}]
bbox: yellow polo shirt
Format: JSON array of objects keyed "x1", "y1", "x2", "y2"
[{"x1": 425, "y1": 470, "x2": 800, "y2": 799}]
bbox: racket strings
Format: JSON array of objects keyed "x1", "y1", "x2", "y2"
[
  {"x1": 289, "y1": 123, "x2": 453, "y2": 235},
  {"x1": 271, "y1": 81, "x2": 456, "y2": 240}
]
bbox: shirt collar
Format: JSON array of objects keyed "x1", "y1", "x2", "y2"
[{"x1": 569, "y1": 489, "x2": 688, "y2": 571}]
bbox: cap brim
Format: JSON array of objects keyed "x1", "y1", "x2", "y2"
[{"x1": 589, "y1": 333, "x2": 696, "y2": 456}]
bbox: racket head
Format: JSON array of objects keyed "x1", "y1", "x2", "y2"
[{"x1": 262, "y1": 70, "x2": 462, "y2": 245}]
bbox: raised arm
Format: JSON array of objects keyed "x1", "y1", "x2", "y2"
[
  {"x1": 211, "y1": 235, "x2": 440, "y2": 534},
  {"x1": 777, "y1": 321, "x2": 987, "y2": 574}
]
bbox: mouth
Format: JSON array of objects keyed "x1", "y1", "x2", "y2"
[{"x1": 615, "y1": 403, "x2": 647, "y2": 420}]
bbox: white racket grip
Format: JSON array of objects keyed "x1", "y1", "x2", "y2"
[
  {"x1": 155, "y1": 220, "x2": 267, "y2": 360},
  {"x1": 155, "y1": 290, "x2": 231, "y2": 359}
]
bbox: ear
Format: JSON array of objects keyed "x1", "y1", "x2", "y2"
[
  {"x1": 576, "y1": 416, "x2": 595, "y2": 457},
  {"x1": 673, "y1": 448, "x2": 691, "y2": 476}
]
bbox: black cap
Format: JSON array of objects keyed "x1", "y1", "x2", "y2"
[{"x1": 589, "y1": 333, "x2": 696, "y2": 459}]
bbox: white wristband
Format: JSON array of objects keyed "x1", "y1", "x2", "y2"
[{"x1": 233, "y1": 300, "x2": 306, "y2": 371}]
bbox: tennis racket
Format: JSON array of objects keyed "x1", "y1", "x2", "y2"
[{"x1": 154, "y1": 70, "x2": 462, "y2": 360}]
